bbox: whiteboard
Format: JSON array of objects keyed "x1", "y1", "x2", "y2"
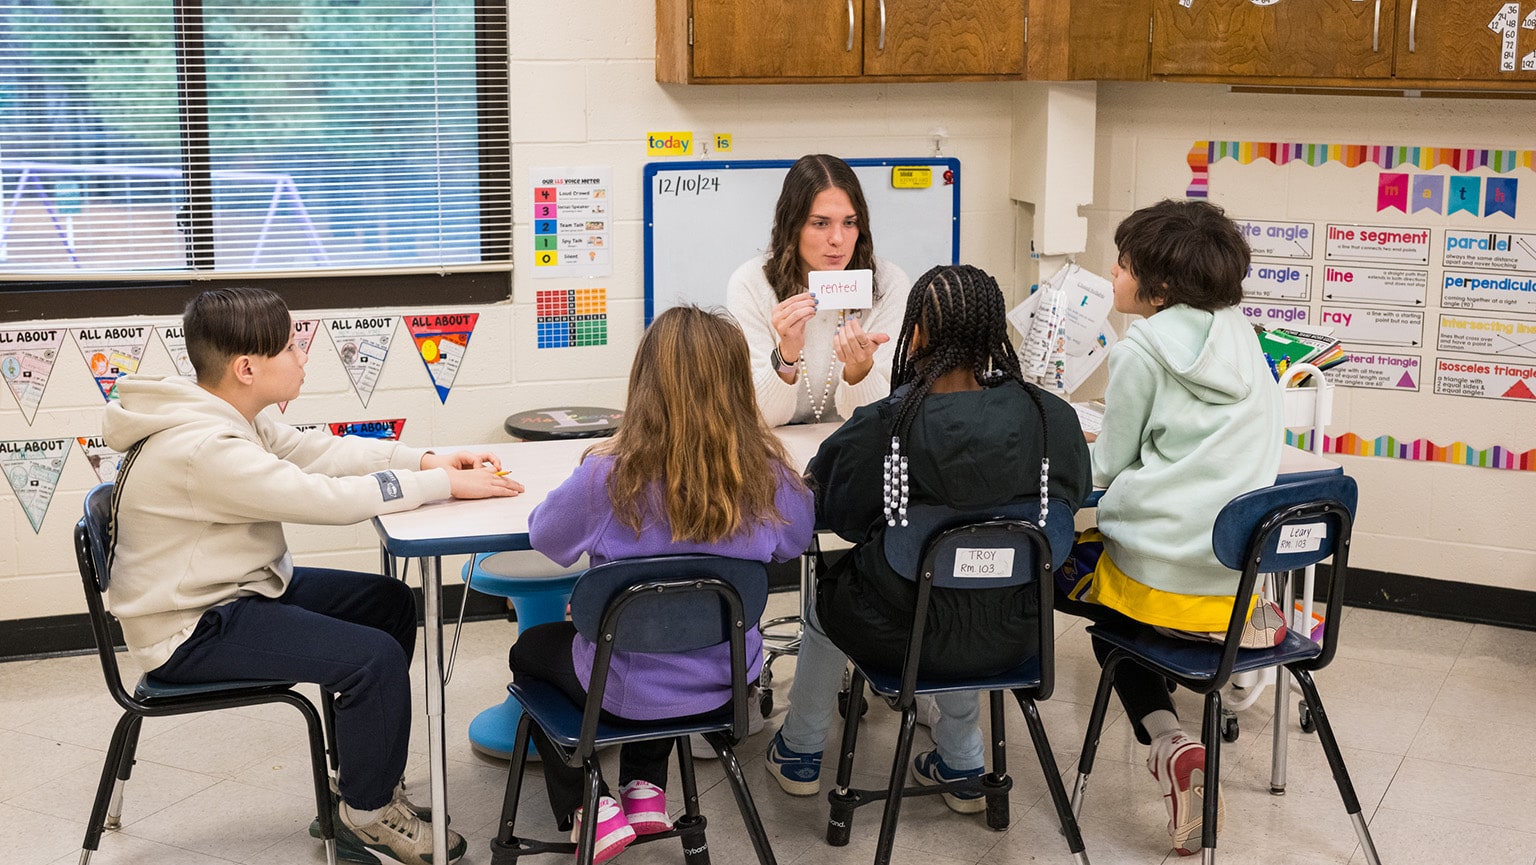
[{"x1": 644, "y1": 158, "x2": 960, "y2": 323}]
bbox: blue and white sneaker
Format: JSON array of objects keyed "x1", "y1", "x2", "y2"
[
  {"x1": 764, "y1": 731, "x2": 822, "y2": 796},
  {"x1": 910, "y1": 749, "x2": 986, "y2": 814}
]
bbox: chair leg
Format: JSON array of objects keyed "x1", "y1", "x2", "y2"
[
  {"x1": 1199, "y1": 691, "x2": 1224, "y2": 862},
  {"x1": 492, "y1": 713, "x2": 536, "y2": 860},
  {"x1": 1071, "y1": 650, "x2": 1125, "y2": 819},
  {"x1": 826, "y1": 669, "x2": 867, "y2": 846},
  {"x1": 982, "y1": 691, "x2": 1010, "y2": 831},
  {"x1": 872, "y1": 705, "x2": 919, "y2": 865},
  {"x1": 320, "y1": 689, "x2": 340, "y2": 774},
  {"x1": 573, "y1": 760, "x2": 604, "y2": 865},
  {"x1": 82, "y1": 712, "x2": 140, "y2": 860},
  {"x1": 1289, "y1": 668, "x2": 1382, "y2": 865},
  {"x1": 104, "y1": 715, "x2": 143, "y2": 831},
  {"x1": 674, "y1": 736, "x2": 711, "y2": 865},
  {"x1": 275, "y1": 692, "x2": 337, "y2": 865},
  {"x1": 1014, "y1": 691, "x2": 1089, "y2": 861},
  {"x1": 702, "y1": 732, "x2": 776, "y2": 865}
]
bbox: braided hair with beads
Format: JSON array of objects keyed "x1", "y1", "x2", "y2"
[{"x1": 881, "y1": 264, "x2": 1054, "y2": 528}]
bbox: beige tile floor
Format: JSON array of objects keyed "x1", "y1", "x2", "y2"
[{"x1": 5, "y1": 593, "x2": 1535, "y2": 865}]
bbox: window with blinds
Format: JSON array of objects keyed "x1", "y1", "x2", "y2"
[{"x1": 0, "y1": 0, "x2": 510, "y2": 297}]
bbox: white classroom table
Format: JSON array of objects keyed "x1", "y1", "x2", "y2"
[
  {"x1": 372, "y1": 423, "x2": 1338, "y2": 863},
  {"x1": 369, "y1": 423, "x2": 838, "y2": 864}
]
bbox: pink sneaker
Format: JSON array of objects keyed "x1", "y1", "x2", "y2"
[
  {"x1": 571, "y1": 795, "x2": 635, "y2": 863},
  {"x1": 1148, "y1": 733, "x2": 1225, "y2": 856},
  {"x1": 619, "y1": 780, "x2": 672, "y2": 835}
]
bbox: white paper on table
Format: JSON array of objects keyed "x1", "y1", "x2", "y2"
[{"x1": 808, "y1": 269, "x2": 873, "y2": 310}]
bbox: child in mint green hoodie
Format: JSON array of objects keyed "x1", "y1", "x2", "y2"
[{"x1": 1055, "y1": 199, "x2": 1283, "y2": 857}]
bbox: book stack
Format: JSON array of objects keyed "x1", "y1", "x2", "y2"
[{"x1": 1254, "y1": 324, "x2": 1346, "y2": 384}]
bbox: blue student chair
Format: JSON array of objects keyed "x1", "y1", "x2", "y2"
[
  {"x1": 824, "y1": 502, "x2": 1090, "y2": 865},
  {"x1": 460, "y1": 551, "x2": 587, "y2": 758},
  {"x1": 1068, "y1": 474, "x2": 1382, "y2": 865},
  {"x1": 74, "y1": 484, "x2": 338, "y2": 865},
  {"x1": 490, "y1": 554, "x2": 778, "y2": 865}
]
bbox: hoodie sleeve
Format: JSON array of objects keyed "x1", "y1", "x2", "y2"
[
  {"x1": 184, "y1": 428, "x2": 450, "y2": 526},
  {"x1": 770, "y1": 464, "x2": 816, "y2": 562},
  {"x1": 807, "y1": 401, "x2": 890, "y2": 541},
  {"x1": 1090, "y1": 342, "x2": 1157, "y2": 489},
  {"x1": 528, "y1": 456, "x2": 615, "y2": 567}
]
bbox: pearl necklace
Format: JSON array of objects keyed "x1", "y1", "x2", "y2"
[
  {"x1": 798, "y1": 310, "x2": 846, "y2": 423},
  {"x1": 799, "y1": 354, "x2": 841, "y2": 423}
]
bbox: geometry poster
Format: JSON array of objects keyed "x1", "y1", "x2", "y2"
[
  {"x1": 529, "y1": 165, "x2": 613, "y2": 278},
  {"x1": 405, "y1": 312, "x2": 478, "y2": 403},
  {"x1": 0, "y1": 438, "x2": 69, "y2": 532},
  {"x1": 74, "y1": 323, "x2": 152, "y2": 401},
  {"x1": 325, "y1": 316, "x2": 396, "y2": 407},
  {"x1": 536, "y1": 289, "x2": 608, "y2": 348},
  {"x1": 0, "y1": 326, "x2": 64, "y2": 424}
]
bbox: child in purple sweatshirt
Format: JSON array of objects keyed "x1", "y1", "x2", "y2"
[{"x1": 508, "y1": 306, "x2": 814, "y2": 862}]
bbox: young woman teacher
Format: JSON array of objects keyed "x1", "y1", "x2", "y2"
[{"x1": 727, "y1": 154, "x2": 912, "y2": 427}]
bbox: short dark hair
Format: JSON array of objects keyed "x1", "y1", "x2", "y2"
[
  {"x1": 1114, "y1": 199, "x2": 1249, "y2": 311},
  {"x1": 183, "y1": 287, "x2": 292, "y2": 384},
  {"x1": 763, "y1": 154, "x2": 878, "y2": 303}
]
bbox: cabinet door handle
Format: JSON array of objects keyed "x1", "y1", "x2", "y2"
[
  {"x1": 847, "y1": 0, "x2": 855, "y2": 51},
  {"x1": 1408, "y1": 0, "x2": 1419, "y2": 52},
  {"x1": 878, "y1": 0, "x2": 887, "y2": 50},
  {"x1": 1372, "y1": 0, "x2": 1381, "y2": 52}
]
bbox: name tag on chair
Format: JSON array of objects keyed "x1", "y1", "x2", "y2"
[
  {"x1": 952, "y1": 548, "x2": 1015, "y2": 578},
  {"x1": 1277, "y1": 523, "x2": 1327, "y2": 553}
]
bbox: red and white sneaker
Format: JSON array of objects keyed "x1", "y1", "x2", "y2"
[
  {"x1": 571, "y1": 795, "x2": 635, "y2": 863},
  {"x1": 1148, "y1": 732, "x2": 1225, "y2": 856},
  {"x1": 619, "y1": 780, "x2": 672, "y2": 835}
]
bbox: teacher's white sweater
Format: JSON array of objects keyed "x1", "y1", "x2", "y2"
[{"x1": 726, "y1": 254, "x2": 912, "y2": 427}]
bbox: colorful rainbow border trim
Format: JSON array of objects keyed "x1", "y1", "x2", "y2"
[
  {"x1": 1187, "y1": 141, "x2": 1536, "y2": 198},
  {"x1": 1286, "y1": 430, "x2": 1536, "y2": 471}
]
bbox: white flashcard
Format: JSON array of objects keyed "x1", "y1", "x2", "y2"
[{"x1": 808, "y1": 269, "x2": 873, "y2": 311}]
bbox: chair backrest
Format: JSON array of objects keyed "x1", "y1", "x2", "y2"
[
  {"x1": 881, "y1": 503, "x2": 1060, "y2": 700},
  {"x1": 883, "y1": 499, "x2": 1075, "y2": 580},
  {"x1": 565, "y1": 554, "x2": 768, "y2": 750},
  {"x1": 1208, "y1": 473, "x2": 1358, "y2": 675},
  {"x1": 76, "y1": 482, "x2": 136, "y2": 708},
  {"x1": 568, "y1": 554, "x2": 768, "y2": 653}
]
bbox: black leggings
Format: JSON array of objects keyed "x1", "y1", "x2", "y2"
[{"x1": 1054, "y1": 594, "x2": 1178, "y2": 746}]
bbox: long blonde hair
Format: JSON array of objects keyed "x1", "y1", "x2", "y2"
[{"x1": 593, "y1": 306, "x2": 800, "y2": 543}]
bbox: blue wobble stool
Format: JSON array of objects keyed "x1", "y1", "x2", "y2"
[{"x1": 463, "y1": 550, "x2": 587, "y2": 759}]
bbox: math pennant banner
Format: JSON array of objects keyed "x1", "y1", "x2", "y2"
[
  {"x1": 1, "y1": 438, "x2": 70, "y2": 532},
  {"x1": 0, "y1": 326, "x2": 65, "y2": 424},
  {"x1": 405, "y1": 313, "x2": 478, "y2": 403}
]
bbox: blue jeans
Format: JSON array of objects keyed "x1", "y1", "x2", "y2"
[
  {"x1": 150, "y1": 567, "x2": 417, "y2": 810},
  {"x1": 779, "y1": 602, "x2": 985, "y2": 771}
]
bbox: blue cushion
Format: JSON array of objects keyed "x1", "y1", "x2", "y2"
[
  {"x1": 136, "y1": 675, "x2": 297, "y2": 700},
  {"x1": 509, "y1": 678, "x2": 736, "y2": 749},
  {"x1": 1086, "y1": 622, "x2": 1322, "y2": 682},
  {"x1": 859, "y1": 656, "x2": 1042, "y2": 699}
]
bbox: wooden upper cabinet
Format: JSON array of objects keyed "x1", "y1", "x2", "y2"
[
  {"x1": 1393, "y1": 0, "x2": 1536, "y2": 82},
  {"x1": 688, "y1": 0, "x2": 862, "y2": 80},
  {"x1": 862, "y1": 0, "x2": 1026, "y2": 77},
  {"x1": 1151, "y1": 0, "x2": 1396, "y2": 80},
  {"x1": 656, "y1": 0, "x2": 1027, "y2": 83}
]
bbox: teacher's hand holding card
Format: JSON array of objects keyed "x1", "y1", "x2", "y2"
[{"x1": 811, "y1": 269, "x2": 890, "y2": 384}]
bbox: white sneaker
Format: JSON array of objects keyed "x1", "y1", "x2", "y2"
[
  {"x1": 1148, "y1": 732, "x2": 1225, "y2": 856},
  {"x1": 689, "y1": 689, "x2": 764, "y2": 759},
  {"x1": 338, "y1": 797, "x2": 467, "y2": 865}
]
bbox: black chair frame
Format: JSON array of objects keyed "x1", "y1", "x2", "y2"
[
  {"x1": 74, "y1": 483, "x2": 338, "y2": 865},
  {"x1": 1069, "y1": 475, "x2": 1381, "y2": 865},
  {"x1": 824, "y1": 510, "x2": 1090, "y2": 865},
  {"x1": 490, "y1": 555, "x2": 776, "y2": 865}
]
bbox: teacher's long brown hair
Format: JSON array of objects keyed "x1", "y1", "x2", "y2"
[
  {"x1": 591, "y1": 306, "x2": 801, "y2": 543},
  {"x1": 763, "y1": 154, "x2": 879, "y2": 302}
]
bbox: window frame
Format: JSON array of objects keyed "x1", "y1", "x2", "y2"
[{"x1": 0, "y1": 0, "x2": 512, "y2": 322}]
